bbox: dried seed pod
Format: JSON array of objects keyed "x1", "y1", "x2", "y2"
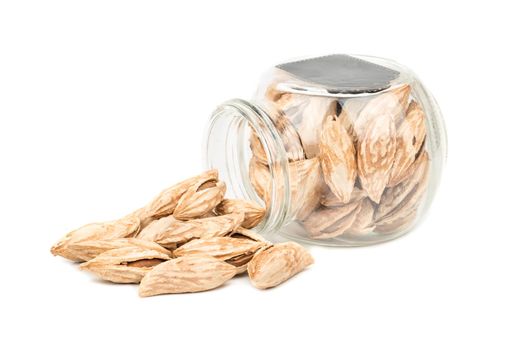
[
  {"x1": 174, "y1": 236, "x2": 267, "y2": 270},
  {"x1": 320, "y1": 186, "x2": 367, "y2": 208},
  {"x1": 136, "y1": 215, "x2": 178, "y2": 243},
  {"x1": 173, "y1": 178, "x2": 226, "y2": 220},
  {"x1": 247, "y1": 242, "x2": 313, "y2": 289},
  {"x1": 80, "y1": 246, "x2": 171, "y2": 283},
  {"x1": 388, "y1": 101, "x2": 427, "y2": 187},
  {"x1": 302, "y1": 200, "x2": 361, "y2": 236},
  {"x1": 356, "y1": 106, "x2": 397, "y2": 203},
  {"x1": 272, "y1": 112, "x2": 307, "y2": 162},
  {"x1": 249, "y1": 131, "x2": 269, "y2": 165},
  {"x1": 265, "y1": 84, "x2": 289, "y2": 104},
  {"x1": 262, "y1": 86, "x2": 309, "y2": 162},
  {"x1": 249, "y1": 157, "x2": 271, "y2": 203},
  {"x1": 66, "y1": 238, "x2": 172, "y2": 262},
  {"x1": 154, "y1": 212, "x2": 244, "y2": 248},
  {"x1": 352, "y1": 85, "x2": 410, "y2": 203},
  {"x1": 290, "y1": 158, "x2": 324, "y2": 220},
  {"x1": 138, "y1": 169, "x2": 218, "y2": 226},
  {"x1": 50, "y1": 215, "x2": 141, "y2": 262},
  {"x1": 375, "y1": 209, "x2": 417, "y2": 234},
  {"x1": 344, "y1": 198, "x2": 376, "y2": 235},
  {"x1": 305, "y1": 202, "x2": 361, "y2": 239},
  {"x1": 375, "y1": 153, "x2": 430, "y2": 228},
  {"x1": 292, "y1": 97, "x2": 338, "y2": 158},
  {"x1": 250, "y1": 157, "x2": 323, "y2": 218},
  {"x1": 340, "y1": 96, "x2": 370, "y2": 141},
  {"x1": 319, "y1": 114, "x2": 357, "y2": 204},
  {"x1": 375, "y1": 151, "x2": 429, "y2": 221},
  {"x1": 224, "y1": 226, "x2": 272, "y2": 275},
  {"x1": 139, "y1": 256, "x2": 236, "y2": 296},
  {"x1": 215, "y1": 199, "x2": 265, "y2": 229},
  {"x1": 354, "y1": 85, "x2": 410, "y2": 135},
  {"x1": 264, "y1": 76, "x2": 310, "y2": 113},
  {"x1": 227, "y1": 226, "x2": 270, "y2": 244}
]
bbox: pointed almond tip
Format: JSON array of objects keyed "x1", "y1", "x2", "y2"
[
  {"x1": 204, "y1": 169, "x2": 219, "y2": 179},
  {"x1": 50, "y1": 243, "x2": 64, "y2": 257},
  {"x1": 396, "y1": 83, "x2": 411, "y2": 97},
  {"x1": 370, "y1": 193, "x2": 382, "y2": 204}
]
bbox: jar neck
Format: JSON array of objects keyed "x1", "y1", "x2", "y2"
[{"x1": 203, "y1": 98, "x2": 291, "y2": 234}]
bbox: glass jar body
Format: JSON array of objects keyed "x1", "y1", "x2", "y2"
[{"x1": 204, "y1": 54, "x2": 446, "y2": 246}]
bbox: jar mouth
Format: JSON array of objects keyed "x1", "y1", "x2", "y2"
[{"x1": 203, "y1": 99, "x2": 291, "y2": 234}]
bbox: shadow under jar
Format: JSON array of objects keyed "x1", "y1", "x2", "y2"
[{"x1": 204, "y1": 54, "x2": 447, "y2": 246}]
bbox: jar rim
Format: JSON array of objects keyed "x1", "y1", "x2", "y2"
[{"x1": 203, "y1": 98, "x2": 292, "y2": 234}]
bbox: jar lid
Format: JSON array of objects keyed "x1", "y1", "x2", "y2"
[{"x1": 276, "y1": 54, "x2": 400, "y2": 94}]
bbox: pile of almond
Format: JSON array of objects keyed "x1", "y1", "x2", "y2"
[
  {"x1": 249, "y1": 82, "x2": 429, "y2": 241},
  {"x1": 51, "y1": 170, "x2": 313, "y2": 296}
]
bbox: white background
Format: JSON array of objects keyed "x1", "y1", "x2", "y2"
[{"x1": 1, "y1": 1, "x2": 504, "y2": 349}]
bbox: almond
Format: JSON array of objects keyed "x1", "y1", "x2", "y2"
[
  {"x1": 375, "y1": 151, "x2": 429, "y2": 221},
  {"x1": 80, "y1": 246, "x2": 171, "y2": 283},
  {"x1": 174, "y1": 236, "x2": 267, "y2": 269},
  {"x1": 66, "y1": 238, "x2": 172, "y2": 262},
  {"x1": 290, "y1": 158, "x2": 324, "y2": 220},
  {"x1": 215, "y1": 199, "x2": 265, "y2": 229},
  {"x1": 247, "y1": 242, "x2": 313, "y2": 289},
  {"x1": 319, "y1": 114, "x2": 357, "y2": 204},
  {"x1": 388, "y1": 101, "x2": 427, "y2": 187},
  {"x1": 50, "y1": 215, "x2": 141, "y2": 262},
  {"x1": 138, "y1": 169, "x2": 218, "y2": 226},
  {"x1": 173, "y1": 178, "x2": 226, "y2": 220},
  {"x1": 153, "y1": 212, "x2": 244, "y2": 248},
  {"x1": 138, "y1": 256, "x2": 236, "y2": 296}
]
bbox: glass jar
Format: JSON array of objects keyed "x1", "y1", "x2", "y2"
[{"x1": 204, "y1": 54, "x2": 446, "y2": 246}]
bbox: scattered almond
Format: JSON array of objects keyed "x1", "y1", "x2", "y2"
[
  {"x1": 173, "y1": 177, "x2": 226, "y2": 220},
  {"x1": 139, "y1": 256, "x2": 236, "y2": 296},
  {"x1": 247, "y1": 242, "x2": 313, "y2": 289},
  {"x1": 216, "y1": 199, "x2": 265, "y2": 228},
  {"x1": 80, "y1": 246, "x2": 171, "y2": 283}
]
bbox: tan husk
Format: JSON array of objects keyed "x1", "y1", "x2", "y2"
[
  {"x1": 136, "y1": 215, "x2": 178, "y2": 242},
  {"x1": 375, "y1": 153, "x2": 430, "y2": 229},
  {"x1": 80, "y1": 246, "x2": 171, "y2": 283},
  {"x1": 270, "y1": 111, "x2": 307, "y2": 162},
  {"x1": 174, "y1": 236, "x2": 268, "y2": 269},
  {"x1": 319, "y1": 114, "x2": 357, "y2": 204},
  {"x1": 375, "y1": 151, "x2": 429, "y2": 222},
  {"x1": 344, "y1": 198, "x2": 376, "y2": 235},
  {"x1": 375, "y1": 209, "x2": 418, "y2": 234},
  {"x1": 320, "y1": 186, "x2": 367, "y2": 208},
  {"x1": 302, "y1": 198, "x2": 362, "y2": 238},
  {"x1": 138, "y1": 256, "x2": 236, "y2": 296},
  {"x1": 295, "y1": 97, "x2": 338, "y2": 158},
  {"x1": 153, "y1": 212, "x2": 244, "y2": 248},
  {"x1": 249, "y1": 131, "x2": 269, "y2": 165},
  {"x1": 227, "y1": 226, "x2": 271, "y2": 244},
  {"x1": 50, "y1": 215, "x2": 141, "y2": 262},
  {"x1": 356, "y1": 106, "x2": 397, "y2": 203},
  {"x1": 136, "y1": 169, "x2": 218, "y2": 226},
  {"x1": 66, "y1": 238, "x2": 172, "y2": 262},
  {"x1": 306, "y1": 203, "x2": 361, "y2": 239},
  {"x1": 247, "y1": 242, "x2": 313, "y2": 289},
  {"x1": 215, "y1": 199, "x2": 265, "y2": 229},
  {"x1": 249, "y1": 157, "x2": 271, "y2": 203},
  {"x1": 290, "y1": 158, "x2": 325, "y2": 220},
  {"x1": 388, "y1": 101, "x2": 427, "y2": 187},
  {"x1": 173, "y1": 179, "x2": 226, "y2": 220}
]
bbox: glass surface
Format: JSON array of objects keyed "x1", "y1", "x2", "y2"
[{"x1": 205, "y1": 54, "x2": 446, "y2": 246}]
